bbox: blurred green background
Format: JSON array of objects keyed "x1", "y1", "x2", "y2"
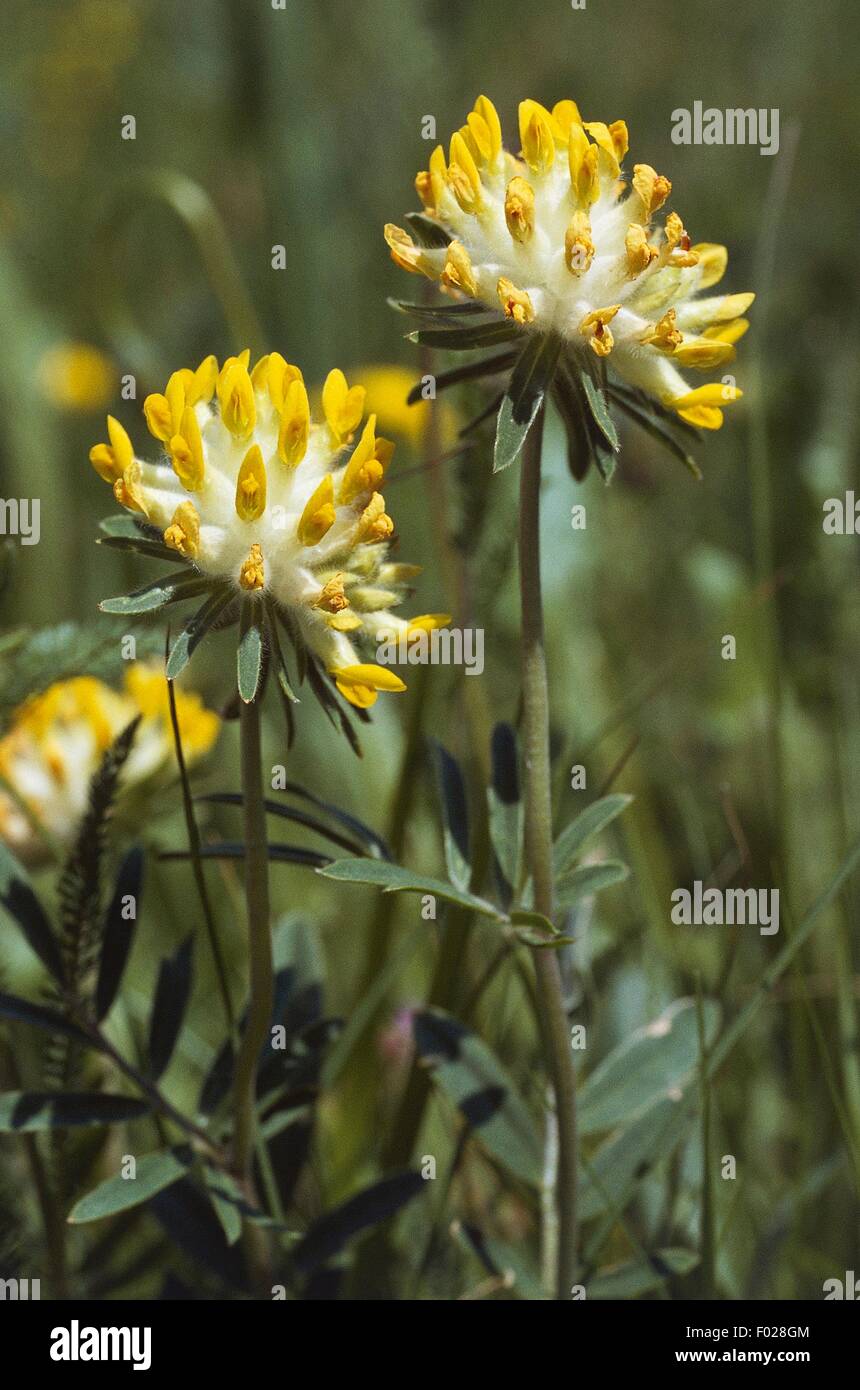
[{"x1": 2, "y1": 0, "x2": 860, "y2": 1299}]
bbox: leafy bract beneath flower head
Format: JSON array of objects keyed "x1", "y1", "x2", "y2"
[
  {"x1": 89, "y1": 353, "x2": 448, "y2": 708},
  {"x1": 386, "y1": 96, "x2": 754, "y2": 430}
]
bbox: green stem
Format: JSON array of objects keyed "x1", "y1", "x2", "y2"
[
  {"x1": 518, "y1": 405, "x2": 578, "y2": 1299},
  {"x1": 165, "y1": 670, "x2": 235, "y2": 1038},
  {"x1": 232, "y1": 695, "x2": 274, "y2": 1285}
]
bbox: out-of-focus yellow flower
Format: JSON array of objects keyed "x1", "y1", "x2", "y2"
[
  {"x1": 90, "y1": 353, "x2": 450, "y2": 707},
  {"x1": 38, "y1": 342, "x2": 116, "y2": 413},
  {"x1": 0, "y1": 666, "x2": 219, "y2": 862},
  {"x1": 350, "y1": 365, "x2": 458, "y2": 449}
]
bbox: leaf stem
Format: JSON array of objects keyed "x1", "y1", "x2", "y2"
[{"x1": 518, "y1": 405, "x2": 578, "y2": 1299}]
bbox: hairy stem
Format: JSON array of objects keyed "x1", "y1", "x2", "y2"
[{"x1": 518, "y1": 405, "x2": 578, "y2": 1299}]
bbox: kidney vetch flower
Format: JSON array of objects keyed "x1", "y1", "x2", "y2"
[
  {"x1": 385, "y1": 96, "x2": 754, "y2": 475},
  {"x1": 89, "y1": 353, "x2": 448, "y2": 716},
  {"x1": 0, "y1": 665, "x2": 218, "y2": 862}
]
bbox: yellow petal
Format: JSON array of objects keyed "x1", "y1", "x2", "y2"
[
  {"x1": 169, "y1": 405, "x2": 205, "y2": 491},
  {"x1": 625, "y1": 223, "x2": 658, "y2": 277},
  {"x1": 691, "y1": 243, "x2": 728, "y2": 290},
  {"x1": 327, "y1": 611, "x2": 363, "y2": 632},
  {"x1": 703, "y1": 317, "x2": 750, "y2": 346},
  {"x1": 473, "y1": 96, "x2": 502, "y2": 161},
  {"x1": 465, "y1": 111, "x2": 493, "y2": 165},
  {"x1": 579, "y1": 305, "x2": 621, "y2": 357},
  {"x1": 143, "y1": 393, "x2": 173, "y2": 443},
  {"x1": 568, "y1": 128, "x2": 599, "y2": 206},
  {"x1": 297, "y1": 473, "x2": 336, "y2": 547},
  {"x1": 518, "y1": 100, "x2": 556, "y2": 174},
  {"x1": 640, "y1": 308, "x2": 683, "y2": 352},
  {"x1": 113, "y1": 460, "x2": 149, "y2": 517},
  {"x1": 339, "y1": 414, "x2": 384, "y2": 502},
  {"x1": 278, "y1": 378, "x2": 310, "y2": 466},
  {"x1": 163, "y1": 500, "x2": 201, "y2": 558},
  {"x1": 165, "y1": 371, "x2": 188, "y2": 434},
  {"x1": 505, "y1": 177, "x2": 536, "y2": 244},
  {"x1": 551, "y1": 99, "x2": 582, "y2": 142},
  {"x1": 188, "y1": 354, "x2": 218, "y2": 405},
  {"x1": 107, "y1": 415, "x2": 133, "y2": 473},
  {"x1": 632, "y1": 163, "x2": 672, "y2": 218},
  {"x1": 332, "y1": 663, "x2": 407, "y2": 707},
  {"x1": 669, "y1": 383, "x2": 743, "y2": 408},
  {"x1": 565, "y1": 211, "x2": 594, "y2": 275},
  {"x1": 217, "y1": 361, "x2": 256, "y2": 438},
  {"x1": 608, "y1": 119, "x2": 629, "y2": 162},
  {"x1": 384, "y1": 222, "x2": 432, "y2": 276},
  {"x1": 407, "y1": 613, "x2": 451, "y2": 635},
  {"x1": 441, "y1": 240, "x2": 478, "y2": 297},
  {"x1": 356, "y1": 491, "x2": 394, "y2": 542},
  {"x1": 266, "y1": 352, "x2": 303, "y2": 413},
  {"x1": 672, "y1": 339, "x2": 736, "y2": 369},
  {"x1": 497, "y1": 277, "x2": 534, "y2": 325},
  {"x1": 323, "y1": 368, "x2": 366, "y2": 446},
  {"x1": 239, "y1": 542, "x2": 265, "y2": 590},
  {"x1": 235, "y1": 443, "x2": 267, "y2": 521},
  {"x1": 582, "y1": 121, "x2": 620, "y2": 177}
]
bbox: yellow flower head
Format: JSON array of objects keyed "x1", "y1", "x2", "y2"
[
  {"x1": 0, "y1": 666, "x2": 219, "y2": 862},
  {"x1": 38, "y1": 342, "x2": 115, "y2": 413},
  {"x1": 90, "y1": 355, "x2": 448, "y2": 708},
  {"x1": 387, "y1": 96, "x2": 754, "y2": 429}
]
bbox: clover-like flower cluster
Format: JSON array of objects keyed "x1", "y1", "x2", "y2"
[
  {"x1": 386, "y1": 96, "x2": 754, "y2": 428},
  {"x1": 0, "y1": 666, "x2": 218, "y2": 861},
  {"x1": 90, "y1": 353, "x2": 447, "y2": 707}
]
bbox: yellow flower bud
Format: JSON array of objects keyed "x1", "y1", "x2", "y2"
[
  {"x1": 239, "y1": 542, "x2": 265, "y2": 591},
  {"x1": 163, "y1": 501, "x2": 201, "y2": 558},
  {"x1": 297, "y1": 474, "x2": 336, "y2": 547},
  {"x1": 505, "y1": 177, "x2": 536, "y2": 244},
  {"x1": 278, "y1": 378, "x2": 310, "y2": 467},
  {"x1": 235, "y1": 443, "x2": 267, "y2": 522},
  {"x1": 497, "y1": 278, "x2": 534, "y2": 325}
]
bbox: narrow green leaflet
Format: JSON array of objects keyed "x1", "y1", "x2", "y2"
[
  {"x1": 429, "y1": 740, "x2": 471, "y2": 892},
  {"x1": 487, "y1": 723, "x2": 521, "y2": 908},
  {"x1": 238, "y1": 602, "x2": 264, "y2": 703},
  {"x1": 0, "y1": 1092, "x2": 149, "y2": 1132},
  {"x1": 580, "y1": 1095, "x2": 693, "y2": 1221},
  {"x1": 409, "y1": 321, "x2": 521, "y2": 352},
  {"x1": 579, "y1": 997, "x2": 721, "y2": 1136},
  {"x1": 555, "y1": 860, "x2": 629, "y2": 908},
  {"x1": 414, "y1": 1009, "x2": 543, "y2": 1186},
  {"x1": 100, "y1": 572, "x2": 211, "y2": 616},
  {"x1": 494, "y1": 332, "x2": 562, "y2": 472},
  {"x1": 406, "y1": 350, "x2": 517, "y2": 405},
  {"x1": 388, "y1": 297, "x2": 495, "y2": 324},
  {"x1": 317, "y1": 858, "x2": 504, "y2": 919},
  {"x1": 166, "y1": 586, "x2": 234, "y2": 679},
  {"x1": 0, "y1": 842, "x2": 65, "y2": 982},
  {"x1": 553, "y1": 794, "x2": 632, "y2": 877},
  {"x1": 98, "y1": 514, "x2": 150, "y2": 539},
  {"x1": 67, "y1": 1147, "x2": 192, "y2": 1223},
  {"x1": 587, "y1": 1248, "x2": 699, "y2": 1299},
  {"x1": 579, "y1": 368, "x2": 620, "y2": 451}
]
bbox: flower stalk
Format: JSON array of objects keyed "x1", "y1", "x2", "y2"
[
  {"x1": 518, "y1": 405, "x2": 578, "y2": 1299},
  {"x1": 232, "y1": 691, "x2": 274, "y2": 1285}
]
